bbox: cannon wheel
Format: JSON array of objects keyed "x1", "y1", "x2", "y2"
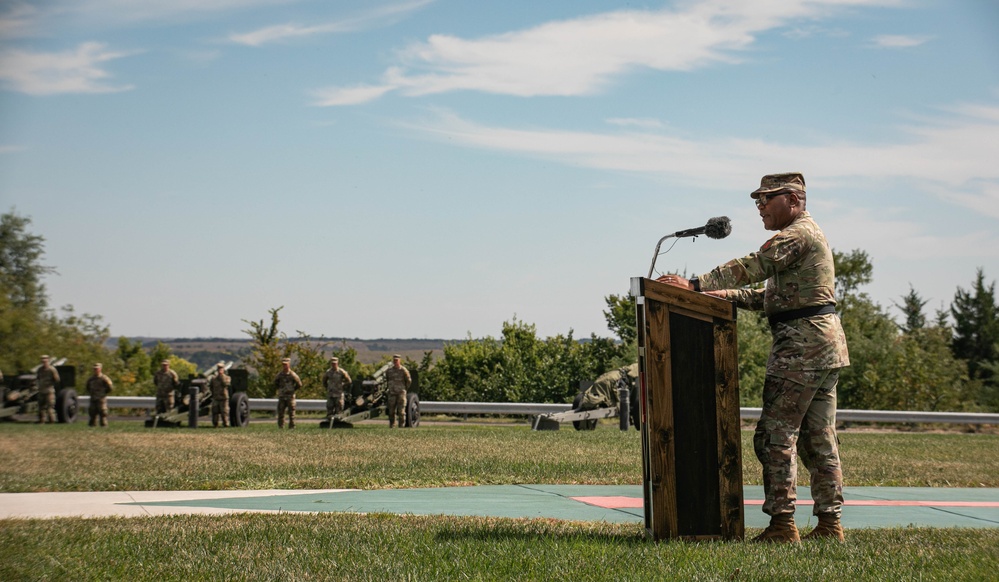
[
  {"x1": 56, "y1": 388, "x2": 78, "y2": 424},
  {"x1": 571, "y1": 393, "x2": 597, "y2": 431},
  {"x1": 229, "y1": 392, "x2": 250, "y2": 428},
  {"x1": 404, "y1": 393, "x2": 420, "y2": 428}
]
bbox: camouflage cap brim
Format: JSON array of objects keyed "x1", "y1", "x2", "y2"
[{"x1": 750, "y1": 172, "x2": 806, "y2": 198}]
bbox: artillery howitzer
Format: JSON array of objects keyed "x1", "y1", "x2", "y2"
[
  {"x1": 0, "y1": 359, "x2": 78, "y2": 423},
  {"x1": 532, "y1": 373, "x2": 640, "y2": 432},
  {"x1": 145, "y1": 362, "x2": 250, "y2": 428},
  {"x1": 318, "y1": 362, "x2": 421, "y2": 428}
]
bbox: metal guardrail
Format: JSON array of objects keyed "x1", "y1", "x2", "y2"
[{"x1": 81, "y1": 396, "x2": 999, "y2": 424}]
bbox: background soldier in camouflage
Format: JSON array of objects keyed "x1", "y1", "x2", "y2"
[
  {"x1": 660, "y1": 173, "x2": 849, "y2": 543},
  {"x1": 86, "y1": 363, "x2": 113, "y2": 427},
  {"x1": 322, "y1": 357, "x2": 352, "y2": 421},
  {"x1": 274, "y1": 357, "x2": 301, "y2": 429},
  {"x1": 154, "y1": 360, "x2": 180, "y2": 414},
  {"x1": 385, "y1": 354, "x2": 411, "y2": 428},
  {"x1": 35, "y1": 355, "x2": 60, "y2": 423},
  {"x1": 578, "y1": 363, "x2": 639, "y2": 411},
  {"x1": 209, "y1": 363, "x2": 231, "y2": 428}
]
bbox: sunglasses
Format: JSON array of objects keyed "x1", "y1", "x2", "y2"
[{"x1": 754, "y1": 191, "x2": 792, "y2": 209}]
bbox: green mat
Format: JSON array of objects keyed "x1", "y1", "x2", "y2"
[{"x1": 132, "y1": 485, "x2": 999, "y2": 529}]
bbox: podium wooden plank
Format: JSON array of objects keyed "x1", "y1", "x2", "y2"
[
  {"x1": 714, "y1": 319, "x2": 745, "y2": 540},
  {"x1": 645, "y1": 297, "x2": 678, "y2": 538},
  {"x1": 637, "y1": 298, "x2": 652, "y2": 532},
  {"x1": 640, "y1": 280, "x2": 735, "y2": 322}
]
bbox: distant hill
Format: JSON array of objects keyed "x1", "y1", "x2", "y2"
[{"x1": 109, "y1": 337, "x2": 456, "y2": 369}]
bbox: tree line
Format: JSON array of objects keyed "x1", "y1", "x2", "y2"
[{"x1": 2, "y1": 209, "x2": 997, "y2": 411}]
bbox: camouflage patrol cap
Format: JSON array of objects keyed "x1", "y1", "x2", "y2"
[
  {"x1": 93, "y1": 363, "x2": 102, "y2": 368},
  {"x1": 281, "y1": 357, "x2": 291, "y2": 364},
  {"x1": 161, "y1": 360, "x2": 170, "y2": 365},
  {"x1": 392, "y1": 354, "x2": 401, "y2": 359},
  {"x1": 41, "y1": 355, "x2": 50, "y2": 360},
  {"x1": 330, "y1": 357, "x2": 339, "y2": 363},
  {"x1": 750, "y1": 172, "x2": 806, "y2": 198},
  {"x1": 217, "y1": 363, "x2": 225, "y2": 369}
]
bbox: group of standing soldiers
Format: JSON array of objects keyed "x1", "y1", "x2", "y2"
[
  {"x1": 16, "y1": 352, "x2": 409, "y2": 430},
  {"x1": 273, "y1": 354, "x2": 411, "y2": 429},
  {"x1": 23, "y1": 355, "x2": 114, "y2": 427},
  {"x1": 154, "y1": 359, "x2": 232, "y2": 428}
]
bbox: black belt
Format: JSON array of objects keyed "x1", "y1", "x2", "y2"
[{"x1": 768, "y1": 304, "x2": 836, "y2": 327}]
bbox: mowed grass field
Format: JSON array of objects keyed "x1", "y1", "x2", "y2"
[{"x1": 1, "y1": 422, "x2": 998, "y2": 581}]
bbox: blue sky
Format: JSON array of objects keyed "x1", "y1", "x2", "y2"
[{"x1": 1, "y1": 0, "x2": 997, "y2": 340}]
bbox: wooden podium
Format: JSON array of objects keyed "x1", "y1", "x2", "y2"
[{"x1": 631, "y1": 277, "x2": 744, "y2": 541}]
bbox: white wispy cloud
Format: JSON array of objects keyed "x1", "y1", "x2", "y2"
[
  {"x1": 312, "y1": 84, "x2": 396, "y2": 107},
  {"x1": 0, "y1": 2, "x2": 40, "y2": 39},
  {"x1": 822, "y1": 207, "x2": 999, "y2": 262},
  {"x1": 314, "y1": 0, "x2": 897, "y2": 106},
  {"x1": 64, "y1": 0, "x2": 290, "y2": 27},
  {"x1": 870, "y1": 34, "x2": 931, "y2": 48},
  {"x1": 402, "y1": 97, "x2": 999, "y2": 218},
  {"x1": 228, "y1": 0, "x2": 435, "y2": 46},
  {"x1": 0, "y1": 145, "x2": 27, "y2": 154},
  {"x1": 606, "y1": 118, "x2": 667, "y2": 130},
  {"x1": 0, "y1": 0, "x2": 296, "y2": 37},
  {"x1": 0, "y1": 42, "x2": 136, "y2": 95}
]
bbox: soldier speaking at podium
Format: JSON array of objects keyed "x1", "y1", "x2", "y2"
[{"x1": 659, "y1": 172, "x2": 849, "y2": 543}]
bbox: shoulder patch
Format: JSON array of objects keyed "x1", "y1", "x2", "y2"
[{"x1": 760, "y1": 235, "x2": 778, "y2": 252}]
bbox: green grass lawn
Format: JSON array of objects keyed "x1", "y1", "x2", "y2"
[
  {"x1": 1, "y1": 422, "x2": 997, "y2": 580},
  {"x1": 1, "y1": 422, "x2": 997, "y2": 491}
]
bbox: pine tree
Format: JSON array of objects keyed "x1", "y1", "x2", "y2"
[
  {"x1": 893, "y1": 284, "x2": 928, "y2": 333},
  {"x1": 950, "y1": 269, "x2": 999, "y2": 391}
]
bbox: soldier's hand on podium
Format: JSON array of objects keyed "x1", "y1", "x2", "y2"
[{"x1": 657, "y1": 275, "x2": 692, "y2": 290}]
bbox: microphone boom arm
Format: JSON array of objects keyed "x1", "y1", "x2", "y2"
[{"x1": 647, "y1": 233, "x2": 676, "y2": 279}]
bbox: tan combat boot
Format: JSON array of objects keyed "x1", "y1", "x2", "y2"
[
  {"x1": 752, "y1": 513, "x2": 801, "y2": 543},
  {"x1": 802, "y1": 513, "x2": 845, "y2": 542}
]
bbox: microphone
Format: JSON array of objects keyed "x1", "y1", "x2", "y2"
[
  {"x1": 647, "y1": 216, "x2": 732, "y2": 278},
  {"x1": 673, "y1": 216, "x2": 732, "y2": 239}
]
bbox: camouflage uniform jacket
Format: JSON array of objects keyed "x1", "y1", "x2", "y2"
[
  {"x1": 385, "y1": 366, "x2": 411, "y2": 394},
  {"x1": 274, "y1": 370, "x2": 302, "y2": 398},
  {"x1": 209, "y1": 373, "x2": 231, "y2": 400},
  {"x1": 323, "y1": 368, "x2": 352, "y2": 397},
  {"x1": 36, "y1": 365, "x2": 60, "y2": 391},
  {"x1": 697, "y1": 211, "x2": 850, "y2": 375},
  {"x1": 86, "y1": 374, "x2": 113, "y2": 399},
  {"x1": 581, "y1": 363, "x2": 638, "y2": 410},
  {"x1": 154, "y1": 369, "x2": 180, "y2": 395}
]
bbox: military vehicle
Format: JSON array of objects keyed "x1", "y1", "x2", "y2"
[
  {"x1": 319, "y1": 361, "x2": 420, "y2": 428},
  {"x1": 0, "y1": 359, "x2": 78, "y2": 423},
  {"x1": 145, "y1": 362, "x2": 250, "y2": 428}
]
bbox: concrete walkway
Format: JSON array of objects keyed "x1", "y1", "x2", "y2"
[{"x1": 3, "y1": 485, "x2": 999, "y2": 529}]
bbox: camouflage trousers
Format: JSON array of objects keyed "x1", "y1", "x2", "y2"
[
  {"x1": 754, "y1": 370, "x2": 844, "y2": 517},
  {"x1": 212, "y1": 397, "x2": 229, "y2": 427},
  {"x1": 326, "y1": 393, "x2": 345, "y2": 418},
  {"x1": 156, "y1": 391, "x2": 174, "y2": 414},
  {"x1": 277, "y1": 395, "x2": 296, "y2": 428},
  {"x1": 37, "y1": 388, "x2": 55, "y2": 423},
  {"x1": 89, "y1": 398, "x2": 108, "y2": 427},
  {"x1": 387, "y1": 391, "x2": 407, "y2": 426}
]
